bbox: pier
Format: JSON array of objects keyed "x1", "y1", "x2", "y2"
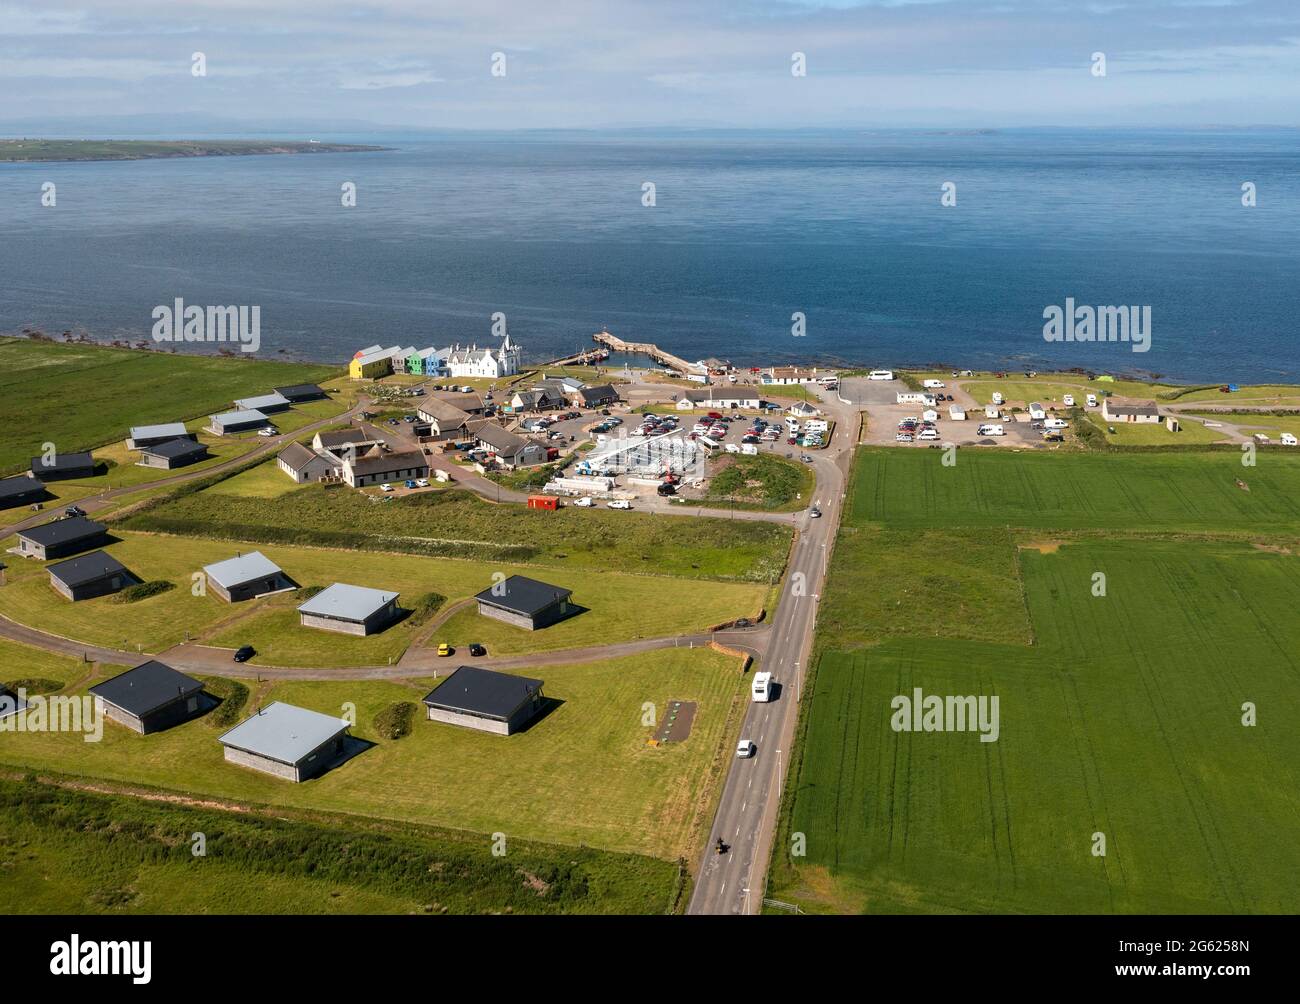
[{"x1": 592, "y1": 329, "x2": 696, "y2": 374}]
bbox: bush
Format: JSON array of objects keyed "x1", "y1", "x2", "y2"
[
  {"x1": 113, "y1": 580, "x2": 175, "y2": 603},
  {"x1": 4, "y1": 677, "x2": 62, "y2": 695},
  {"x1": 296, "y1": 584, "x2": 325, "y2": 600},
  {"x1": 407, "y1": 591, "x2": 447, "y2": 627},
  {"x1": 373, "y1": 701, "x2": 417, "y2": 741},
  {"x1": 201, "y1": 676, "x2": 250, "y2": 728}
]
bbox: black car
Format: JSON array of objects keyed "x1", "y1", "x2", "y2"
[
  {"x1": 657, "y1": 483, "x2": 677, "y2": 496},
  {"x1": 233, "y1": 645, "x2": 255, "y2": 663},
  {"x1": 64, "y1": 505, "x2": 87, "y2": 518},
  {"x1": 468, "y1": 643, "x2": 487, "y2": 657}
]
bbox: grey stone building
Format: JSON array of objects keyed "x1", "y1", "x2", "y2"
[{"x1": 475, "y1": 575, "x2": 574, "y2": 631}]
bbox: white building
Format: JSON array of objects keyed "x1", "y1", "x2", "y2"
[
  {"x1": 1102, "y1": 400, "x2": 1160, "y2": 424},
  {"x1": 444, "y1": 334, "x2": 522, "y2": 379}
]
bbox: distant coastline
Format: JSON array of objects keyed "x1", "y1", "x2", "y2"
[{"x1": 0, "y1": 138, "x2": 390, "y2": 163}]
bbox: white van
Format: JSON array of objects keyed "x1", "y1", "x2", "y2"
[
  {"x1": 922, "y1": 379, "x2": 945, "y2": 389},
  {"x1": 785, "y1": 417, "x2": 800, "y2": 433},
  {"x1": 1086, "y1": 393, "x2": 1098, "y2": 408},
  {"x1": 977, "y1": 424, "x2": 1005, "y2": 437},
  {"x1": 917, "y1": 428, "x2": 940, "y2": 441},
  {"x1": 751, "y1": 672, "x2": 774, "y2": 703},
  {"x1": 1044, "y1": 417, "x2": 1069, "y2": 430},
  {"x1": 868, "y1": 369, "x2": 894, "y2": 381},
  {"x1": 1282, "y1": 433, "x2": 1298, "y2": 446}
]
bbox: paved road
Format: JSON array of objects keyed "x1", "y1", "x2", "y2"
[{"x1": 687, "y1": 383, "x2": 856, "y2": 915}]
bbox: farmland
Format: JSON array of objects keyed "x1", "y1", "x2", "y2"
[
  {"x1": 0, "y1": 647, "x2": 746, "y2": 862},
  {"x1": 0, "y1": 778, "x2": 679, "y2": 914},
  {"x1": 122, "y1": 476, "x2": 792, "y2": 582},
  {"x1": 772, "y1": 445, "x2": 1300, "y2": 914},
  {"x1": 0, "y1": 337, "x2": 338, "y2": 475},
  {"x1": 777, "y1": 538, "x2": 1300, "y2": 913},
  {"x1": 848, "y1": 447, "x2": 1300, "y2": 531}
]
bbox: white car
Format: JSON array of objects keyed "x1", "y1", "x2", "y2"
[
  {"x1": 415, "y1": 478, "x2": 430, "y2": 488},
  {"x1": 725, "y1": 443, "x2": 741, "y2": 453},
  {"x1": 257, "y1": 427, "x2": 277, "y2": 437},
  {"x1": 809, "y1": 507, "x2": 822, "y2": 518},
  {"x1": 380, "y1": 483, "x2": 394, "y2": 492},
  {"x1": 736, "y1": 740, "x2": 756, "y2": 758},
  {"x1": 606, "y1": 499, "x2": 631, "y2": 509},
  {"x1": 573, "y1": 496, "x2": 595, "y2": 507}
]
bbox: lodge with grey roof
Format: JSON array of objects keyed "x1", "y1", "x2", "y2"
[
  {"x1": 297, "y1": 582, "x2": 400, "y2": 635},
  {"x1": 203, "y1": 551, "x2": 292, "y2": 603},
  {"x1": 219, "y1": 701, "x2": 352, "y2": 781}
]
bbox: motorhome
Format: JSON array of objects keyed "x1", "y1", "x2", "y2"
[
  {"x1": 751, "y1": 671, "x2": 774, "y2": 703},
  {"x1": 977, "y1": 423, "x2": 1005, "y2": 437},
  {"x1": 1086, "y1": 393, "x2": 1098, "y2": 407},
  {"x1": 868, "y1": 369, "x2": 894, "y2": 381}
]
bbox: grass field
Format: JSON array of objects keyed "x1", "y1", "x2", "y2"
[
  {"x1": 0, "y1": 531, "x2": 765, "y2": 666},
  {"x1": 847, "y1": 447, "x2": 1300, "y2": 531},
  {"x1": 778, "y1": 538, "x2": 1300, "y2": 914},
  {"x1": 123, "y1": 480, "x2": 792, "y2": 582},
  {"x1": 691, "y1": 453, "x2": 817, "y2": 512},
  {"x1": 1084, "y1": 413, "x2": 1225, "y2": 447},
  {"x1": 0, "y1": 337, "x2": 339, "y2": 475},
  {"x1": 0, "y1": 647, "x2": 745, "y2": 861},
  {"x1": 0, "y1": 637, "x2": 99, "y2": 692},
  {"x1": 0, "y1": 778, "x2": 679, "y2": 914}
]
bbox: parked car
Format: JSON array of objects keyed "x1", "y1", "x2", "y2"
[
  {"x1": 257, "y1": 426, "x2": 277, "y2": 437},
  {"x1": 64, "y1": 505, "x2": 87, "y2": 518},
  {"x1": 415, "y1": 478, "x2": 430, "y2": 488},
  {"x1": 404, "y1": 479, "x2": 417, "y2": 489},
  {"x1": 896, "y1": 433, "x2": 914, "y2": 443},
  {"x1": 437, "y1": 642, "x2": 454, "y2": 657},
  {"x1": 380, "y1": 483, "x2": 394, "y2": 492},
  {"x1": 606, "y1": 499, "x2": 632, "y2": 509},
  {"x1": 573, "y1": 496, "x2": 595, "y2": 507},
  {"x1": 233, "y1": 645, "x2": 255, "y2": 663},
  {"x1": 468, "y1": 643, "x2": 487, "y2": 657}
]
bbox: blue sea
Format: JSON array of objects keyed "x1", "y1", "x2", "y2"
[{"x1": 2, "y1": 128, "x2": 1297, "y2": 382}]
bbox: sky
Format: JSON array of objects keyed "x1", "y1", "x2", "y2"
[{"x1": 1, "y1": 0, "x2": 1299, "y2": 132}]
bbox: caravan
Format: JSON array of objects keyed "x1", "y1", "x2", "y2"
[{"x1": 751, "y1": 672, "x2": 774, "y2": 703}]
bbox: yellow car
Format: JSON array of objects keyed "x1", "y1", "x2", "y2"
[{"x1": 437, "y1": 642, "x2": 453, "y2": 657}]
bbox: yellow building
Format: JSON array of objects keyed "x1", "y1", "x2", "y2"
[{"x1": 349, "y1": 347, "x2": 395, "y2": 380}]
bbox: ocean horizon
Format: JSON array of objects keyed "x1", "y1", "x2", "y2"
[{"x1": 3, "y1": 127, "x2": 1297, "y2": 383}]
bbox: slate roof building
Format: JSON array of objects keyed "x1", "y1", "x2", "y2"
[
  {"x1": 137, "y1": 437, "x2": 211, "y2": 470},
  {"x1": 416, "y1": 397, "x2": 474, "y2": 440},
  {"x1": 312, "y1": 428, "x2": 381, "y2": 456},
  {"x1": 127, "y1": 422, "x2": 196, "y2": 450},
  {"x1": 297, "y1": 582, "x2": 400, "y2": 635},
  {"x1": 0, "y1": 474, "x2": 45, "y2": 510},
  {"x1": 422, "y1": 665, "x2": 546, "y2": 735},
  {"x1": 475, "y1": 424, "x2": 548, "y2": 468},
  {"x1": 47, "y1": 550, "x2": 135, "y2": 601},
  {"x1": 29, "y1": 451, "x2": 96, "y2": 481},
  {"x1": 277, "y1": 442, "x2": 342, "y2": 483},
  {"x1": 474, "y1": 574, "x2": 575, "y2": 631},
  {"x1": 203, "y1": 551, "x2": 291, "y2": 603},
  {"x1": 209, "y1": 409, "x2": 270, "y2": 436},
  {"x1": 218, "y1": 701, "x2": 352, "y2": 781},
  {"x1": 340, "y1": 446, "x2": 429, "y2": 488},
  {"x1": 273, "y1": 383, "x2": 327, "y2": 402},
  {"x1": 16, "y1": 516, "x2": 109, "y2": 560},
  {"x1": 89, "y1": 661, "x2": 206, "y2": 734},
  {"x1": 233, "y1": 391, "x2": 292, "y2": 414}
]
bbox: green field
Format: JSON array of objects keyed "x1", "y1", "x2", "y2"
[
  {"x1": 780, "y1": 538, "x2": 1300, "y2": 913},
  {"x1": 0, "y1": 778, "x2": 678, "y2": 914},
  {"x1": 1088, "y1": 413, "x2": 1224, "y2": 447},
  {"x1": 690, "y1": 453, "x2": 817, "y2": 512},
  {"x1": 0, "y1": 531, "x2": 765, "y2": 665},
  {"x1": 848, "y1": 447, "x2": 1300, "y2": 531},
  {"x1": 0, "y1": 647, "x2": 745, "y2": 862},
  {"x1": 774, "y1": 445, "x2": 1300, "y2": 914},
  {"x1": 0, "y1": 337, "x2": 338, "y2": 475},
  {"x1": 123, "y1": 476, "x2": 792, "y2": 582}
]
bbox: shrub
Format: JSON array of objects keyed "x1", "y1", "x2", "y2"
[
  {"x1": 4, "y1": 677, "x2": 62, "y2": 695},
  {"x1": 407, "y1": 591, "x2": 447, "y2": 627},
  {"x1": 113, "y1": 580, "x2": 175, "y2": 603},
  {"x1": 373, "y1": 701, "x2": 417, "y2": 741},
  {"x1": 202, "y1": 676, "x2": 250, "y2": 728}
]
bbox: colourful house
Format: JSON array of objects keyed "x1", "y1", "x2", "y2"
[
  {"x1": 349, "y1": 349, "x2": 394, "y2": 380},
  {"x1": 408, "y1": 347, "x2": 446, "y2": 376}
]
